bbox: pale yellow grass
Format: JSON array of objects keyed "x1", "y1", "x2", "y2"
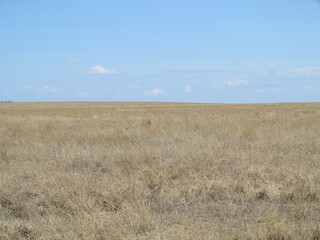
[{"x1": 0, "y1": 102, "x2": 320, "y2": 240}]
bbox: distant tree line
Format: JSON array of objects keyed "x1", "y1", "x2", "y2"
[{"x1": 0, "y1": 101, "x2": 13, "y2": 102}]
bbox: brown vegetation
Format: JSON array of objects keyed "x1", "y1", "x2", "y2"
[{"x1": 0, "y1": 102, "x2": 320, "y2": 239}]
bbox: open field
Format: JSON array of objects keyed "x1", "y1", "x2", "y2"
[{"x1": 0, "y1": 102, "x2": 320, "y2": 240}]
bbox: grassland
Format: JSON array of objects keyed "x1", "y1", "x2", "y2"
[{"x1": 0, "y1": 102, "x2": 320, "y2": 240}]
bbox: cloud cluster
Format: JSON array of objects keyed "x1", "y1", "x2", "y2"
[
  {"x1": 20, "y1": 85, "x2": 62, "y2": 93},
  {"x1": 224, "y1": 79, "x2": 248, "y2": 87},
  {"x1": 38, "y1": 86, "x2": 61, "y2": 93},
  {"x1": 85, "y1": 65, "x2": 118, "y2": 75},
  {"x1": 286, "y1": 66, "x2": 320, "y2": 77},
  {"x1": 145, "y1": 88, "x2": 165, "y2": 96},
  {"x1": 211, "y1": 79, "x2": 248, "y2": 89},
  {"x1": 267, "y1": 66, "x2": 320, "y2": 79}
]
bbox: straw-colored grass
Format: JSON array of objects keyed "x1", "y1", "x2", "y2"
[{"x1": 0, "y1": 102, "x2": 319, "y2": 240}]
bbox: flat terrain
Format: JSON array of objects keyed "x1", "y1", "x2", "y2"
[{"x1": 0, "y1": 102, "x2": 320, "y2": 240}]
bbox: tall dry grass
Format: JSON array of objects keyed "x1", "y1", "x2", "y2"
[{"x1": 0, "y1": 102, "x2": 320, "y2": 240}]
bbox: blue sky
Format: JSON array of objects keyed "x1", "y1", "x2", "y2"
[{"x1": 1, "y1": 0, "x2": 320, "y2": 103}]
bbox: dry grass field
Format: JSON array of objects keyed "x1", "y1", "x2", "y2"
[{"x1": 0, "y1": 102, "x2": 320, "y2": 240}]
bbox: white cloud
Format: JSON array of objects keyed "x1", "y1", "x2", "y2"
[
  {"x1": 85, "y1": 65, "x2": 118, "y2": 74},
  {"x1": 269, "y1": 88, "x2": 282, "y2": 93},
  {"x1": 22, "y1": 85, "x2": 33, "y2": 89},
  {"x1": 68, "y1": 57, "x2": 77, "y2": 62},
  {"x1": 211, "y1": 79, "x2": 248, "y2": 89},
  {"x1": 304, "y1": 85, "x2": 320, "y2": 91},
  {"x1": 224, "y1": 79, "x2": 248, "y2": 87},
  {"x1": 145, "y1": 88, "x2": 165, "y2": 96},
  {"x1": 38, "y1": 86, "x2": 61, "y2": 93},
  {"x1": 76, "y1": 91, "x2": 91, "y2": 97},
  {"x1": 184, "y1": 86, "x2": 192, "y2": 93},
  {"x1": 273, "y1": 66, "x2": 320, "y2": 79},
  {"x1": 286, "y1": 66, "x2": 320, "y2": 77}
]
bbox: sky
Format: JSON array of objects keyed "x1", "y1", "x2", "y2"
[{"x1": 1, "y1": 0, "x2": 320, "y2": 103}]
